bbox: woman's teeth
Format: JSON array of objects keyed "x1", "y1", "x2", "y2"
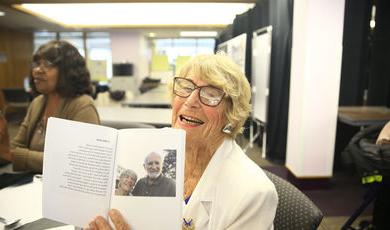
[{"x1": 180, "y1": 115, "x2": 204, "y2": 125}]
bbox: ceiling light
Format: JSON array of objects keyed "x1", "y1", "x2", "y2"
[
  {"x1": 0, "y1": 11, "x2": 5, "y2": 17},
  {"x1": 148, "y1": 32, "x2": 156, "y2": 38},
  {"x1": 15, "y1": 3, "x2": 254, "y2": 28},
  {"x1": 180, "y1": 31, "x2": 218, "y2": 37}
]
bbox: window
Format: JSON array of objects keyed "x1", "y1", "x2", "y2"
[
  {"x1": 33, "y1": 31, "x2": 112, "y2": 83},
  {"x1": 59, "y1": 32, "x2": 85, "y2": 57},
  {"x1": 86, "y1": 32, "x2": 112, "y2": 82},
  {"x1": 153, "y1": 38, "x2": 215, "y2": 68},
  {"x1": 33, "y1": 32, "x2": 57, "y2": 52}
]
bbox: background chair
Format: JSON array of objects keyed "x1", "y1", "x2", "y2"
[
  {"x1": 263, "y1": 169, "x2": 323, "y2": 230},
  {"x1": 1, "y1": 88, "x2": 30, "y2": 119},
  {"x1": 101, "y1": 120, "x2": 155, "y2": 129}
]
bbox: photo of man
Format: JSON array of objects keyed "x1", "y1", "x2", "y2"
[{"x1": 132, "y1": 151, "x2": 176, "y2": 197}]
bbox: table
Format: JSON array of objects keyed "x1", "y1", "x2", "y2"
[
  {"x1": 121, "y1": 84, "x2": 171, "y2": 108},
  {"x1": 338, "y1": 106, "x2": 390, "y2": 127},
  {"x1": 97, "y1": 106, "x2": 172, "y2": 128},
  {"x1": 0, "y1": 170, "x2": 43, "y2": 229}
]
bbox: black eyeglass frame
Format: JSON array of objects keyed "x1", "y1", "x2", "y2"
[{"x1": 173, "y1": 77, "x2": 226, "y2": 107}]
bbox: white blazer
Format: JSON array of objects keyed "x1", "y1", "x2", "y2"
[{"x1": 183, "y1": 138, "x2": 278, "y2": 230}]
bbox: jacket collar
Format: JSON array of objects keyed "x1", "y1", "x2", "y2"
[{"x1": 184, "y1": 138, "x2": 234, "y2": 211}]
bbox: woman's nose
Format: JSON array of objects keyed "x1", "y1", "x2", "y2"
[
  {"x1": 33, "y1": 65, "x2": 44, "y2": 73},
  {"x1": 184, "y1": 89, "x2": 201, "y2": 108}
]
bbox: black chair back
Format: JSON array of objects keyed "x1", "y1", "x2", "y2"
[{"x1": 264, "y1": 170, "x2": 323, "y2": 230}]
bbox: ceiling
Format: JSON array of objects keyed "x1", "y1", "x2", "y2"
[{"x1": 0, "y1": 0, "x2": 255, "y2": 37}]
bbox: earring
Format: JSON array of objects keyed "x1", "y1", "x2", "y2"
[{"x1": 222, "y1": 123, "x2": 233, "y2": 134}]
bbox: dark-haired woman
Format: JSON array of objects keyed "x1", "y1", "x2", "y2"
[{"x1": 0, "y1": 40, "x2": 99, "y2": 173}]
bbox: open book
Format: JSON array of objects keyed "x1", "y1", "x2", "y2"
[{"x1": 42, "y1": 118, "x2": 185, "y2": 229}]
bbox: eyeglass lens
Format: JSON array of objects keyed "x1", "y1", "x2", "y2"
[
  {"x1": 32, "y1": 60, "x2": 54, "y2": 70},
  {"x1": 173, "y1": 77, "x2": 225, "y2": 107}
]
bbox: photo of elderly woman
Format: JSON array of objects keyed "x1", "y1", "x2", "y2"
[{"x1": 115, "y1": 168, "x2": 138, "y2": 196}]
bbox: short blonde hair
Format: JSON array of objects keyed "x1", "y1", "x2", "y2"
[
  {"x1": 171, "y1": 53, "x2": 251, "y2": 138},
  {"x1": 120, "y1": 169, "x2": 137, "y2": 182}
]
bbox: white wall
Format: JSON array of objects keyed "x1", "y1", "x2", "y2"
[
  {"x1": 286, "y1": 0, "x2": 345, "y2": 177},
  {"x1": 110, "y1": 31, "x2": 150, "y2": 87}
]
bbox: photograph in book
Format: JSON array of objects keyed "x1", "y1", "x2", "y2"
[
  {"x1": 114, "y1": 149, "x2": 177, "y2": 197},
  {"x1": 42, "y1": 118, "x2": 185, "y2": 230}
]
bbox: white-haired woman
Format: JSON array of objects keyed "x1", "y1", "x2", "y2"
[{"x1": 87, "y1": 54, "x2": 278, "y2": 230}]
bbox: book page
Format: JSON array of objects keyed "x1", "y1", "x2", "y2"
[
  {"x1": 110, "y1": 128, "x2": 185, "y2": 230},
  {"x1": 43, "y1": 118, "x2": 118, "y2": 228}
]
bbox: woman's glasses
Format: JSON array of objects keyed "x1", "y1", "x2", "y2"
[
  {"x1": 31, "y1": 60, "x2": 55, "y2": 71},
  {"x1": 173, "y1": 77, "x2": 225, "y2": 107}
]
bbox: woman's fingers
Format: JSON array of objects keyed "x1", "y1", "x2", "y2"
[
  {"x1": 94, "y1": 216, "x2": 112, "y2": 230},
  {"x1": 85, "y1": 210, "x2": 130, "y2": 230},
  {"x1": 108, "y1": 209, "x2": 130, "y2": 230},
  {"x1": 86, "y1": 219, "x2": 99, "y2": 230}
]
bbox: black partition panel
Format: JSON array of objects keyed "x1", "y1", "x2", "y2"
[{"x1": 264, "y1": 0, "x2": 293, "y2": 163}]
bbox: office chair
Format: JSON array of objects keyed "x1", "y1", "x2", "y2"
[
  {"x1": 341, "y1": 125, "x2": 390, "y2": 230},
  {"x1": 1, "y1": 88, "x2": 30, "y2": 118},
  {"x1": 101, "y1": 120, "x2": 155, "y2": 129},
  {"x1": 263, "y1": 170, "x2": 323, "y2": 230}
]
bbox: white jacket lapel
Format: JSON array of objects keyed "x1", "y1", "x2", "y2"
[{"x1": 183, "y1": 139, "x2": 234, "y2": 229}]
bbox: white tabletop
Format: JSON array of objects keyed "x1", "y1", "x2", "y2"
[
  {"x1": 0, "y1": 176, "x2": 43, "y2": 229},
  {"x1": 97, "y1": 106, "x2": 172, "y2": 127},
  {"x1": 122, "y1": 84, "x2": 171, "y2": 107}
]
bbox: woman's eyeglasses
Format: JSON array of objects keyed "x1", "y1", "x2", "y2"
[
  {"x1": 173, "y1": 77, "x2": 225, "y2": 107},
  {"x1": 31, "y1": 60, "x2": 55, "y2": 71}
]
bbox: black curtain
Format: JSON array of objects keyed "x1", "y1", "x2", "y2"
[
  {"x1": 263, "y1": 0, "x2": 293, "y2": 163},
  {"x1": 252, "y1": 0, "x2": 270, "y2": 29},
  {"x1": 367, "y1": 0, "x2": 390, "y2": 106},
  {"x1": 339, "y1": 0, "x2": 371, "y2": 106},
  {"x1": 334, "y1": 0, "x2": 371, "y2": 170},
  {"x1": 338, "y1": 0, "x2": 390, "y2": 106},
  {"x1": 216, "y1": 0, "x2": 293, "y2": 163}
]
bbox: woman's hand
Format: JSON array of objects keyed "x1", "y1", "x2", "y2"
[{"x1": 85, "y1": 209, "x2": 130, "y2": 230}]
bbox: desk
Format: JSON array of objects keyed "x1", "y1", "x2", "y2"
[
  {"x1": 122, "y1": 84, "x2": 171, "y2": 108},
  {"x1": 335, "y1": 106, "x2": 390, "y2": 170},
  {"x1": 0, "y1": 175, "x2": 73, "y2": 230},
  {"x1": 338, "y1": 106, "x2": 390, "y2": 127},
  {"x1": 97, "y1": 106, "x2": 172, "y2": 127},
  {"x1": 0, "y1": 175, "x2": 42, "y2": 229}
]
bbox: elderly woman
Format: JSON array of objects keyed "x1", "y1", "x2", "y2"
[
  {"x1": 87, "y1": 54, "x2": 278, "y2": 230},
  {"x1": 115, "y1": 169, "x2": 138, "y2": 196},
  {"x1": 0, "y1": 40, "x2": 100, "y2": 173}
]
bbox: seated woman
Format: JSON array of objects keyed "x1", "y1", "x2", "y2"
[
  {"x1": 87, "y1": 53, "x2": 278, "y2": 230},
  {"x1": 0, "y1": 40, "x2": 100, "y2": 173}
]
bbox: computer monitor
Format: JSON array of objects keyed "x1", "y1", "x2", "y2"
[
  {"x1": 113, "y1": 63, "x2": 133, "y2": 76},
  {"x1": 111, "y1": 63, "x2": 136, "y2": 92}
]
